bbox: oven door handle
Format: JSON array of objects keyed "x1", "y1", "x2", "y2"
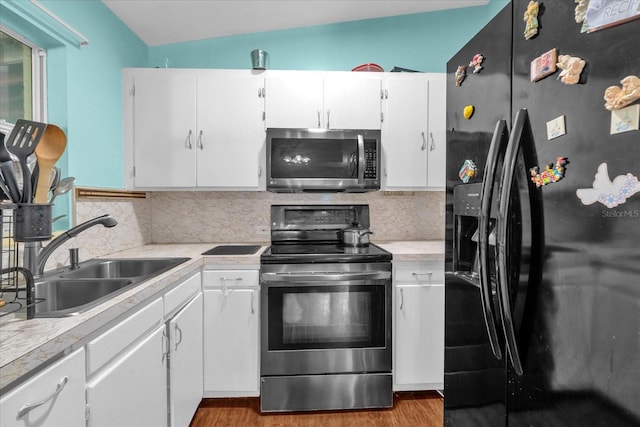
[{"x1": 261, "y1": 270, "x2": 391, "y2": 282}]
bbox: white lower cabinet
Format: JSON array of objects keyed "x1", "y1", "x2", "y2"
[
  {"x1": 393, "y1": 261, "x2": 445, "y2": 391},
  {"x1": 167, "y1": 292, "x2": 203, "y2": 427},
  {"x1": 86, "y1": 324, "x2": 167, "y2": 427},
  {"x1": 0, "y1": 348, "x2": 86, "y2": 427},
  {"x1": 203, "y1": 269, "x2": 259, "y2": 397}
]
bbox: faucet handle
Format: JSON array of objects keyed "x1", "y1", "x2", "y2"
[{"x1": 69, "y1": 248, "x2": 80, "y2": 270}]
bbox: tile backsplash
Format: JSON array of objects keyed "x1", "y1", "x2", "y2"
[
  {"x1": 44, "y1": 190, "x2": 444, "y2": 269},
  {"x1": 150, "y1": 191, "x2": 445, "y2": 243}
]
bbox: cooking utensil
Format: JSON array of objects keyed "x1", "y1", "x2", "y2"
[
  {"x1": 0, "y1": 161, "x2": 21, "y2": 203},
  {"x1": 342, "y1": 221, "x2": 373, "y2": 247},
  {"x1": 34, "y1": 124, "x2": 67, "y2": 203},
  {"x1": 4, "y1": 120, "x2": 47, "y2": 203},
  {"x1": 49, "y1": 176, "x2": 75, "y2": 204}
]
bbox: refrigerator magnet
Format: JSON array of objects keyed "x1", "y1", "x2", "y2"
[
  {"x1": 469, "y1": 54, "x2": 485, "y2": 73},
  {"x1": 524, "y1": 1, "x2": 540, "y2": 40},
  {"x1": 459, "y1": 160, "x2": 477, "y2": 183},
  {"x1": 455, "y1": 65, "x2": 467, "y2": 86},
  {"x1": 463, "y1": 105, "x2": 475, "y2": 119},
  {"x1": 610, "y1": 104, "x2": 640, "y2": 134},
  {"x1": 546, "y1": 115, "x2": 566, "y2": 139},
  {"x1": 576, "y1": 163, "x2": 640, "y2": 208},
  {"x1": 530, "y1": 48, "x2": 557, "y2": 82},
  {"x1": 556, "y1": 55, "x2": 586, "y2": 85},
  {"x1": 604, "y1": 75, "x2": 640, "y2": 110},
  {"x1": 530, "y1": 157, "x2": 568, "y2": 187}
]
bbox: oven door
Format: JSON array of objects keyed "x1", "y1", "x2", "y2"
[{"x1": 260, "y1": 263, "x2": 392, "y2": 376}]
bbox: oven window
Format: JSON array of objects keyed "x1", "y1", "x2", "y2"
[
  {"x1": 270, "y1": 138, "x2": 358, "y2": 179},
  {"x1": 267, "y1": 284, "x2": 386, "y2": 350}
]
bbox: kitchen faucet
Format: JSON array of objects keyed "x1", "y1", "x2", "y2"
[{"x1": 24, "y1": 214, "x2": 118, "y2": 277}]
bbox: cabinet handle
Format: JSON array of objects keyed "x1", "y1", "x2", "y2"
[
  {"x1": 399, "y1": 288, "x2": 404, "y2": 311},
  {"x1": 317, "y1": 111, "x2": 321, "y2": 128},
  {"x1": 326, "y1": 110, "x2": 331, "y2": 129},
  {"x1": 220, "y1": 277, "x2": 242, "y2": 297},
  {"x1": 429, "y1": 132, "x2": 435, "y2": 151},
  {"x1": 421, "y1": 132, "x2": 427, "y2": 151},
  {"x1": 17, "y1": 376, "x2": 68, "y2": 418},
  {"x1": 162, "y1": 329, "x2": 169, "y2": 362},
  {"x1": 198, "y1": 130, "x2": 204, "y2": 150},
  {"x1": 174, "y1": 324, "x2": 183, "y2": 351},
  {"x1": 185, "y1": 130, "x2": 193, "y2": 149},
  {"x1": 250, "y1": 290, "x2": 255, "y2": 314},
  {"x1": 412, "y1": 271, "x2": 433, "y2": 286}
]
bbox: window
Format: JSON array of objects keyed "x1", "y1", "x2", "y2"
[{"x1": 0, "y1": 27, "x2": 46, "y2": 125}]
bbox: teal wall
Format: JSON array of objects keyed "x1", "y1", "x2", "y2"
[
  {"x1": 149, "y1": 2, "x2": 508, "y2": 71},
  {"x1": 2, "y1": 0, "x2": 508, "y2": 199},
  {"x1": 1, "y1": 0, "x2": 147, "y2": 229}
]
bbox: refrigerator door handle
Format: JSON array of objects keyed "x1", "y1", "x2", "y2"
[
  {"x1": 496, "y1": 109, "x2": 529, "y2": 376},
  {"x1": 478, "y1": 119, "x2": 509, "y2": 361}
]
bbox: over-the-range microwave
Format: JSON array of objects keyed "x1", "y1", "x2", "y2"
[{"x1": 266, "y1": 128, "x2": 381, "y2": 193}]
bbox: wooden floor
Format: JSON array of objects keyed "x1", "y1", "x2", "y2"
[{"x1": 190, "y1": 392, "x2": 443, "y2": 426}]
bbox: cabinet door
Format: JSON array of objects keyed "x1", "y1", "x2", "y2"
[
  {"x1": 264, "y1": 74, "x2": 324, "y2": 128},
  {"x1": 196, "y1": 71, "x2": 264, "y2": 188},
  {"x1": 132, "y1": 69, "x2": 197, "y2": 188},
  {"x1": 324, "y1": 75, "x2": 382, "y2": 130},
  {"x1": 203, "y1": 288, "x2": 259, "y2": 396},
  {"x1": 0, "y1": 349, "x2": 85, "y2": 427},
  {"x1": 87, "y1": 325, "x2": 167, "y2": 427},
  {"x1": 426, "y1": 73, "x2": 446, "y2": 188},
  {"x1": 169, "y1": 293, "x2": 203, "y2": 427},
  {"x1": 394, "y1": 283, "x2": 444, "y2": 390},
  {"x1": 382, "y1": 76, "x2": 429, "y2": 189}
]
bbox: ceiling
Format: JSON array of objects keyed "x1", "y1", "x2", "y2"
[{"x1": 102, "y1": 0, "x2": 489, "y2": 46}]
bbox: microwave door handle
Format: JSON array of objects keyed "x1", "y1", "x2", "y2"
[{"x1": 357, "y1": 134, "x2": 365, "y2": 184}]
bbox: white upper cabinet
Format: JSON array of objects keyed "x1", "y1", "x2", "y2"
[
  {"x1": 426, "y1": 73, "x2": 446, "y2": 189},
  {"x1": 323, "y1": 74, "x2": 382, "y2": 130},
  {"x1": 129, "y1": 68, "x2": 197, "y2": 188},
  {"x1": 264, "y1": 73, "x2": 324, "y2": 129},
  {"x1": 382, "y1": 73, "x2": 446, "y2": 190},
  {"x1": 124, "y1": 68, "x2": 264, "y2": 190},
  {"x1": 195, "y1": 70, "x2": 264, "y2": 188},
  {"x1": 264, "y1": 71, "x2": 382, "y2": 129},
  {"x1": 382, "y1": 75, "x2": 429, "y2": 189}
]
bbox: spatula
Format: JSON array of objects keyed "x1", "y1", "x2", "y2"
[
  {"x1": 34, "y1": 124, "x2": 67, "y2": 204},
  {"x1": 4, "y1": 120, "x2": 47, "y2": 203}
]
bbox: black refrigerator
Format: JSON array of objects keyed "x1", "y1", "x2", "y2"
[{"x1": 444, "y1": 1, "x2": 640, "y2": 426}]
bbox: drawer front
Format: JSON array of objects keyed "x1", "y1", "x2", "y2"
[
  {"x1": 164, "y1": 272, "x2": 201, "y2": 316},
  {"x1": 86, "y1": 298, "x2": 163, "y2": 375},
  {"x1": 203, "y1": 270, "x2": 259, "y2": 289},
  {"x1": 394, "y1": 261, "x2": 444, "y2": 284},
  {"x1": 0, "y1": 348, "x2": 86, "y2": 427}
]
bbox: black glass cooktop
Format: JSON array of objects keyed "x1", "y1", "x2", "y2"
[{"x1": 260, "y1": 243, "x2": 391, "y2": 264}]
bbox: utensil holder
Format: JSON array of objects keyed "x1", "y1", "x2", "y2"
[{"x1": 14, "y1": 203, "x2": 52, "y2": 242}]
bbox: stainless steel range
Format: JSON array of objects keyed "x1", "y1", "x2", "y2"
[{"x1": 260, "y1": 205, "x2": 393, "y2": 413}]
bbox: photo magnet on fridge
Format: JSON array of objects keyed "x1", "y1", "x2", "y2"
[{"x1": 530, "y1": 48, "x2": 557, "y2": 82}]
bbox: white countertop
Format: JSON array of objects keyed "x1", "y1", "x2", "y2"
[{"x1": 0, "y1": 240, "x2": 443, "y2": 390}]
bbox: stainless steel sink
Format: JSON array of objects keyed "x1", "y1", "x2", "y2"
[
  {"x1": 60, "y1": 258, "x2": 190, "y2": 279},
  {"x1": 34, "y1": 279, "x2": 134, "y2": 317},
  {"x1": 33, "y1": 257, "x2": 190, "y2": 317}
]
